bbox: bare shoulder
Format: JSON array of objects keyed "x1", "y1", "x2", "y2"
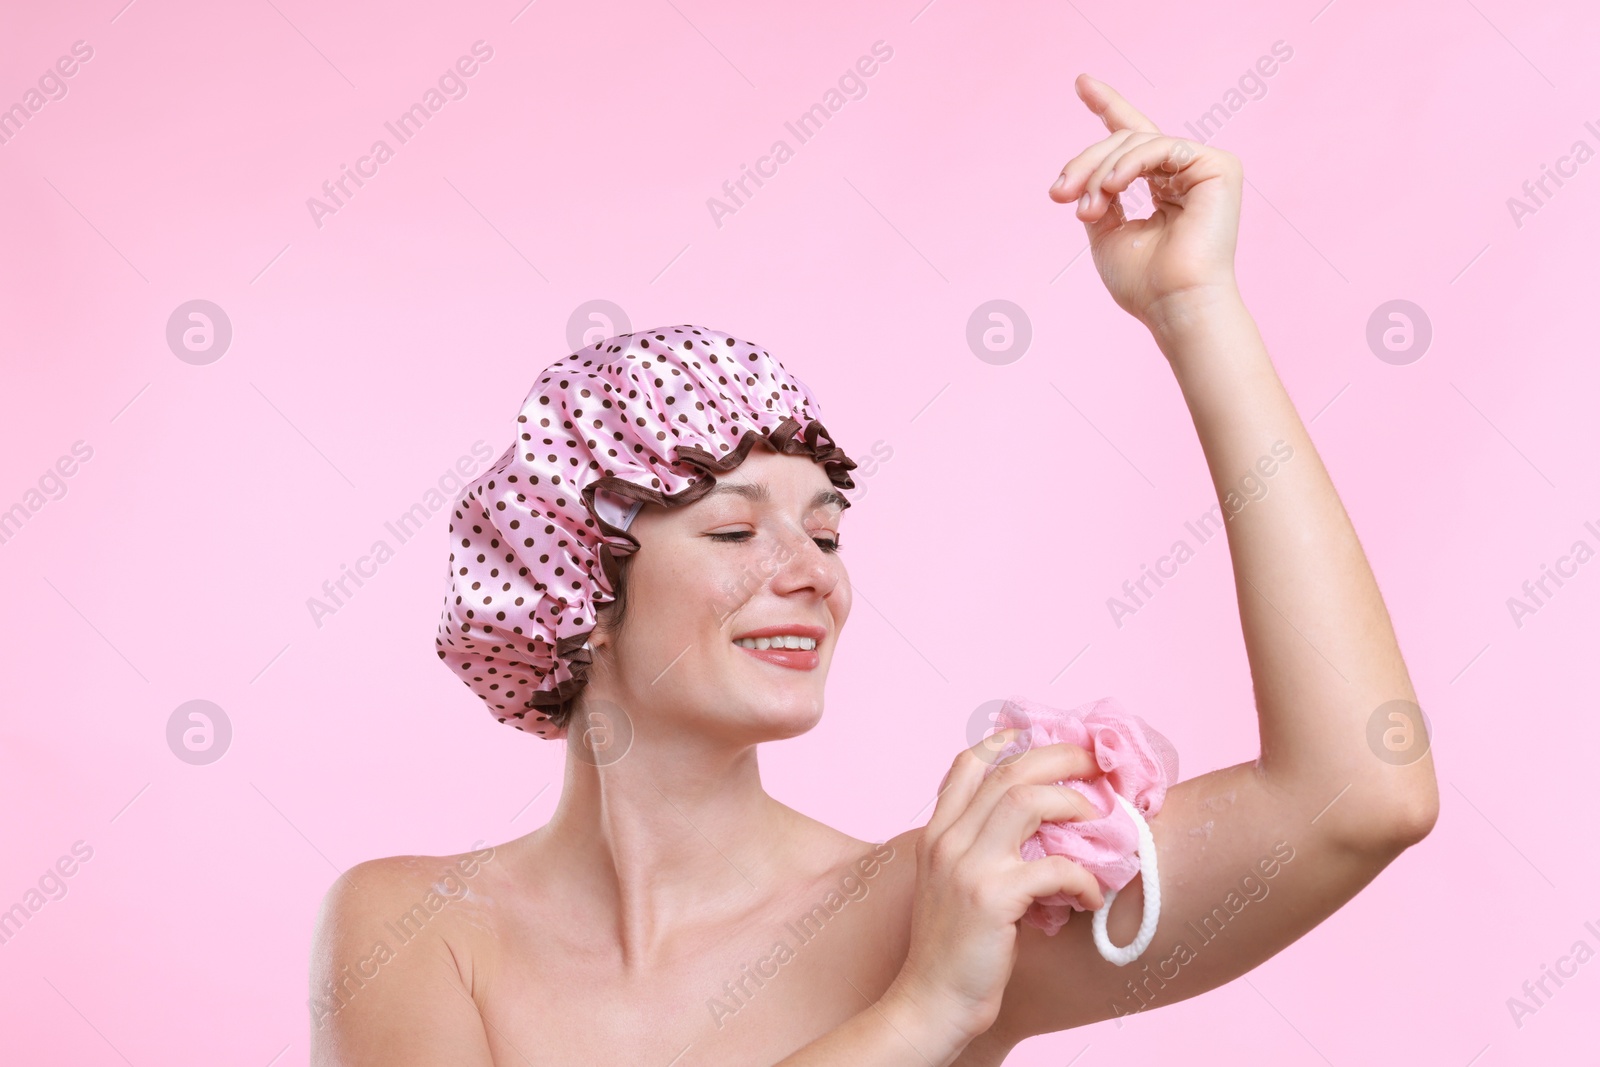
[
  {"x1": 772, "y1": 805, "x2": 919, "y2": 917},
  {"x1": 309, "y1": 847, "x2": 500, "y2": 1066},
  {"x1": 882, "y1": 824, "x2": 923, "y2": 856},
  {"x1": 874, "y1": 826, "x2": 922, "y2": 910},
  {"x1": 317, "y1": 845, "x2": 497, "y2": 931},
  {"x1": 774, "y1": 802, "x2": 920, "y2": 887}
]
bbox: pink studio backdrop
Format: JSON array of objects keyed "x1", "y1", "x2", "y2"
[{"x1": 2, "y1": 0, "x2": 1595, "y2": 1063}]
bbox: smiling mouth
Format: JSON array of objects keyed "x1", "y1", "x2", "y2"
[
  {"x1": 732, "y1": 641, "x2": 820, "y2": 671},
  {"x1": 729, "y1": 625, "x2": 825, "y2": 671}
]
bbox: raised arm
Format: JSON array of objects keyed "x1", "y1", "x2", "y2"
[
  {"x1": 772, "y1": 75, "x2": 1440, "y2": 1066},
  {"x1": 984, "y1": 75, "x2": 1440, "y2": 1040}
]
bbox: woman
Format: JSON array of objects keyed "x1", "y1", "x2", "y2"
[{"x1": 309, "y1": 74, "x2": 1439, "y2": 1065}]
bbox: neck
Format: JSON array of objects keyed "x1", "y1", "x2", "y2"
[{"x1": 536, "y1": 716, "x2": 802, "y2": 971}]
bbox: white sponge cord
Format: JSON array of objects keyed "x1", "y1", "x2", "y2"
[{"x1": 1090, "y1": 793, "x2": 1161, "y2": 967}]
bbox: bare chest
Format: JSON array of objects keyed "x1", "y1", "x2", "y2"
[{"x1": 468, "y1": 847, "x2": 967, "y2": 1065}]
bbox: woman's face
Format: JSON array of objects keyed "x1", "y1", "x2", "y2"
[{"x1": 587, "y1": 444, "x2": 852, "y2": 742}]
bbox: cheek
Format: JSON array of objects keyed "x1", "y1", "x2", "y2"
[{"x1": 630, "y1": 554, "x2": 732, "y2": 639}]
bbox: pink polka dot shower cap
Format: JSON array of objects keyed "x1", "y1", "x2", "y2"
[{"x1": 436, "y1": 324, "x2": 859, "y2": 739}]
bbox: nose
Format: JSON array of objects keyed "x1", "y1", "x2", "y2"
[{"x1": 770, "y1": 518, "x2": 841, "y2": 597}]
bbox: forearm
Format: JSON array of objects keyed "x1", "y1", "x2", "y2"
[
  {"x1": 771, "y1": 987, "x2": 982, "y2": 1067},
  {"x1": 1147, "y1": 286, "x2": 1439, "y2": 845}
]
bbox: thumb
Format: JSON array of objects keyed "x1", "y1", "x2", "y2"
[{"x1": 1082, "y1": 189, "x2": 1128, "y2": 244}]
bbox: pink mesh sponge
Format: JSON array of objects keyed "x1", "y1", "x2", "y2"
[{"x1": 984, "y1": 695, "x2": 1179, "y2": 949}]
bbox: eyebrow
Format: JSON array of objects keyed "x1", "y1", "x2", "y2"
[{"x1": 705, "y1": 481, "x2": 848, "y2": 513}]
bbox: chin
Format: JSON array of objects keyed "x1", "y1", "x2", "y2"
[{"x1": 735, "y1": 692, "x2": 827, "y2": 742}]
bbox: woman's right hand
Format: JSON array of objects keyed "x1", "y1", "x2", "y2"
[
  {"x1": 1047, "y1": 74, "x2": 1243, "y2": 335},
  {"x1": 886, "y1": 729, "x2": 1108, "y2": 1044}
]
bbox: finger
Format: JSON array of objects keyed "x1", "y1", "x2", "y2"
[
  {"x1": 1047, "y1": 128, "x2": 1140, "y2": 203},
  {"x1": 972, "y1": 782, "x2": 1105, "y2": 863},
  {"x1": 943, "y1": 743, "x2": 1103, "y2": 854},
  {"x1": 925, "y1": 727, "x2": 1027, "y2": 840},
  {"x1": 1095, "y1": 135, "x2": 1209, "y2": 211},
  {"x1": 1080, "y1": 129, "x2": 1164, "y2": 215},
  {"x1": 1012, "y1": 853, "x2": 1105, "y2": 913},
  {"x1": 1075, "y1": 73, "x2": 1161, "y2": 136}
]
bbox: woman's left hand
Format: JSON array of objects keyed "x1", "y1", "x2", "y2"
[{"x1": 1048, "y1": 74, "x2": 1243, "y2": 331}]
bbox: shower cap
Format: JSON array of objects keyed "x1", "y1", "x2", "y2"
[
  {"x1": 436, "y1": 324, "x2": 858, "y2": 739},
  {"x1": 983, "y1": 694, "x2": 1180, "y2": 963}
]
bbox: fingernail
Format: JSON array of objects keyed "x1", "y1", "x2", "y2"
[
  {"x1": 1051, "y1": 174, "x2": 1068, "y2": 193},
  {"x1": 1078, "y1": 192, "x2": 1091, "y2": 213}
]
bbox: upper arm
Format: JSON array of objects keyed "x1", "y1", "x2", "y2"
[
  {"x1": 309, "y1": 858, "x2": 495, "y2": 1067},
  {"x1": 990, "y1": 758, "x2": 1431, "y2": 1039}
]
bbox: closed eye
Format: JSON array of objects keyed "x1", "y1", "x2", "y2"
[{"x1": 709, "y1": 531, "x2": 842, "y2": 554}]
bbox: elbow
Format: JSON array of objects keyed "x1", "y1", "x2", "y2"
[
  {"x1": 1346, "y1": 780, "x2": 1440, "y2": 856},
  {"x1": 1315, "y1": 770, "x2": 1439, "y2": 857},
  {"x1": 1383, "y1": 747, "x2": 1442, "y2": 850},
  {"x1": 1381, "y1": 782, "x2": 1439, "y2": 850}
]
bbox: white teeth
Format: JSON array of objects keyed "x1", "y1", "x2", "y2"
[{"x1": 734, "y1": 635, "x2": 817, "y2": 651}]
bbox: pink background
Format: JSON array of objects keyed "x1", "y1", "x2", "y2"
[{"x1": 2, "y1": 0, "x2": 1595, "y2": 1063}]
